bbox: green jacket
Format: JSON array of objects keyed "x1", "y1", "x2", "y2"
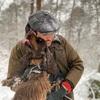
[{"x1": 5, "y1": 35, "x2": 84, "y2": 99}]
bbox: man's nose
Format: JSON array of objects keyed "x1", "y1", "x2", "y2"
[{"x1": 43, "y1": 36, "x2": 52, "y2": 41}]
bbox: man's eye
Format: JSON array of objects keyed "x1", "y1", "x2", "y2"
[{"x1": 36, "y1": 37, "x2": 45, "y2": 44}]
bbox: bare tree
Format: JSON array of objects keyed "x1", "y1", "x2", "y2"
[
  {"x1": 36, "y1": 0, "x2": 43, "y2": 11},
  {"x1": 98, "y1": 63, "x2": 100, "y2": 73},
  {"x1": 95, "y1": 0, "x2": 100, "y2": 34},
  {"x1": 77, "y1": 21, "x2": 84, "y2": 43},
  {"x1": 30, "y1": 0, "x2": 34, "y2": 15},
  {"x1": 68, "y1": 0, "x2": 76, "y2": 41},
  {"x1": 55, "y1": 0, "x2": 59, "y2": 17},
  {"x1": 15, "y1": 5, "x2": 18, "y2": 41}
]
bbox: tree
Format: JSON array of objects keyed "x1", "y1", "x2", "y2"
[
  {"x1": 36, "y1": 0, "x2": 43, "y2": 11},
  {"x1": 68, "y1": 0, "x2": 76, "y2": 41},
  {"x1": 30, "y1": 0, "x2": 34, "y2": 14}
]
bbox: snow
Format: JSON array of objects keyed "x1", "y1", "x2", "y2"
[
  {"x1": 0, "y1": 46, "x2": 15, "y2": 100},
  {"x1": 0, "y1": 86, "x2": 15, "y2": 100},
  {"x1": 0, "y1": 0, "x2": 14, "y2": 10}
]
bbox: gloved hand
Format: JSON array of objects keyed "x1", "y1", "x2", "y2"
[
  {"x1": 47, "y1": 80, "x2": 73, "y2": 100},
  {"x1": 47, "y1": 86, "x2": 66, "y2": 100},
  {"x1": 61, "y1": 80, "x2": 73, "y2": 94}
]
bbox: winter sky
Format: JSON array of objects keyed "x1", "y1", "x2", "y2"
[{"x1": 0, "y1": 0, "x2": 13, "y2": 10}]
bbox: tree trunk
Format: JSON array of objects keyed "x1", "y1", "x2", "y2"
[
  {"x1": 95, "y1": 0, "x2": 99, "y2": 34},
  {"x1": 15, "y1": 4, "x2": 18, "y2": 41},
  {"x1": 68, "y1": 0, "x2": 76, "y2": 41},
  {"x1": 36, "y1": 0, "x2": 42, "y2": 11},
  {"x1": 30, "y1": 0, "x2": 34, "y2": 15},
  {"x1": 55, "y1": 0, "x2": 59, "y2": 17},
  {"x1": 98, "y1": 63, "x2": 100, "y2": 73}
]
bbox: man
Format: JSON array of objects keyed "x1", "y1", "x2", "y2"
[{"x1": 2, "y1": 11, "x2": 84, "y2": 100}]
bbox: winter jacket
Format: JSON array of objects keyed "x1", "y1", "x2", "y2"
[{"x1": 4, "y1": 34, "x2": 84, "y2": 100}]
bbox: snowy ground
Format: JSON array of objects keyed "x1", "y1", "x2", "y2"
[
  {"x1": 0, "y1": 46, "x2": 15, "y2": 100},
  {"x1": 0, "y1": 46, "x2": 100, "y2": 100}
]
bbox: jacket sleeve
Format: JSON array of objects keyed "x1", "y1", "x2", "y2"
[
  {"x1": 7, "y1": 43, "x2": 24, "y2": 79},
  {"x1": 64, "y1": 39, "x2": 84, "y2": 88}
]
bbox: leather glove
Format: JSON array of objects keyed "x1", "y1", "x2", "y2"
[
  {"x1": 47, "y1": 80, "x2": 74, "y2": 100},
  {"x1": 61, "y1": 80, "x2": 74, "y2": 94},
  {"x1": 47, "y1": 86, "x2": 66, "y2": 100}
]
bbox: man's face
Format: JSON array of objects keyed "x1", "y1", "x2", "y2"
[{"x1": 36, "y1": 32, "x2": 54, "y2": 46}]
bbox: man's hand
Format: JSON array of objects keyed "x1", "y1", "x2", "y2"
[
  {"x1": 47, "y1": 86, "x2": 66, "y2": 100},
  {"x1": 2, "y1": 78, "x2": 14, "y2": 87},
  {"x1": 61, "y1": 80, "x2": 73, "y2": 94},
  {"x1": 19, "y1": 39, "x2": 31, "y2": 45},
  {"x1": 47, "y1": 80, "x2": 73, "y2": 100}
]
